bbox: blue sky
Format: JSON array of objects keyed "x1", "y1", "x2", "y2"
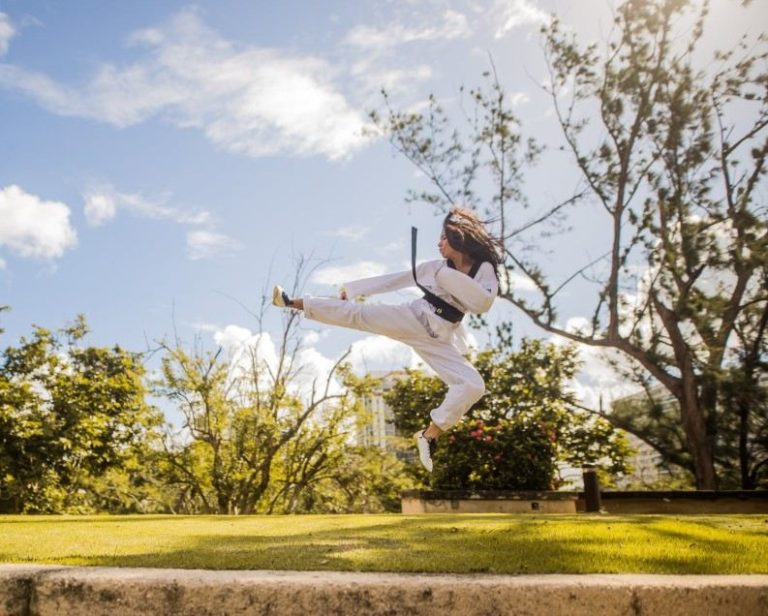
[{"x1": 1, "y1": 0, "x2": 765, "y2": 416}]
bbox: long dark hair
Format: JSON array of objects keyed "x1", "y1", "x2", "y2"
[{"x1": 442, "y1": 207, "x2": 502, "y2": 276}]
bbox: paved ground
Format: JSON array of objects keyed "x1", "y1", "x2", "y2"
[{"x1": 1, "y1": 565, "x2": 767, "y2": 615}]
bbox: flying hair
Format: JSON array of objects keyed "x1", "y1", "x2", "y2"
[{"x1": 442, "y1": 207, "x2": 502, "y2": 278}]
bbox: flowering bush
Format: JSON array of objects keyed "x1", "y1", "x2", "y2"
[
  {"x1": 431, "y1": 416, "x2": 558, "y2": 491},
  {"x1": 383, "y1": 337, "x2": 632, "y2": 489}
]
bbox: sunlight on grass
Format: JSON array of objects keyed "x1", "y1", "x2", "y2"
[{"x1": 1, "y1": 514, "x2": 766, "y2": 574}]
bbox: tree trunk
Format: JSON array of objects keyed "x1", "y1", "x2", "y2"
[
  {"x1": 678, "y1": 376, "x2": 717, "y2": 489},
  {"x1": 738, "y1": 393, "x2": 753, "y2": 490},
  {"x1": 735, "y1": 360, "x2": 763, "y2": 490}
]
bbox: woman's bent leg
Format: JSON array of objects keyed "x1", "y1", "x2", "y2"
[
  {"x1": 304, "y1": 297, "x2": 483, "y2": 430},
  {"x1": 411, "y1": 340, "x2": 485, "y2": 431}
]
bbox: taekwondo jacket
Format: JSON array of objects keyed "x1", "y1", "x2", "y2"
[{"x1": 342, "y1": 259, "x2": 498, "y2": 353}]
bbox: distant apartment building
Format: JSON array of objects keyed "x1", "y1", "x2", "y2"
[
  {"x1": 611, "y1": 384, "x2": 683, "y2": 488},
  {"x1": 356, "y1": 370, "x2": 403, "y2": 451},
  {"x1": 618, "y1": 432, "x2": 670, "y2": 488}
]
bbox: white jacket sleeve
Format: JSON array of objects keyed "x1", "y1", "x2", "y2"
[
  {"x1": 435, "y1": 261, "x2": 498, "y2": 314},
  {"x1": 343, "y1": 270, "x2": 408, "y2": 298},
  {"x1": 342, "y1": 261, "x2": 437, "y2": 298}
]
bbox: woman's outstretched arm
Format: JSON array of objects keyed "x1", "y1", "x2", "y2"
[{"x1": 341, "y1": 261, "x2": 439, "y2": 299}]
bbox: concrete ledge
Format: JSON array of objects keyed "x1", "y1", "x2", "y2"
[
  {"x1": 401, "y1": 490, "x2": 768, "y2": 514},
  {"x1": 598, "y1": 491, "x2": 768, "y2": 514},
  {"x1": 401, "y1": 490, "x2": 577, "y2": 514},
  {"x1": 1, "y1": 565, "x2": 766, "y2": 616}
]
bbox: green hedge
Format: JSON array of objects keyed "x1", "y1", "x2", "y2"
[{"x1": 431, "y1": 417, "x2": 558, "y2": 490}]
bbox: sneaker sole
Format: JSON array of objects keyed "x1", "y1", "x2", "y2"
[
  {"x1": 272, "y1": 285, "x2": 286, "y2": 307},
  {"x1": 414, "y1": 432, "x2": 434, "y2": 472}
]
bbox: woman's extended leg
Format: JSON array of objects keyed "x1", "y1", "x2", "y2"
[{"x1": 300, "y1": 297, "x2": 429, "y2": 341}]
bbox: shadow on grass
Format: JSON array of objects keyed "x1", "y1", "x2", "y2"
[
  {"x1": 2, "y1": 514, "x2": 765, "y2": 574},
  {"x1": 0, "y1": 515, "x2": 198, "y2": 524}
]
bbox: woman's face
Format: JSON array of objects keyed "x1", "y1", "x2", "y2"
[{"x1": 438, "y1": 229, "x2": 463, "y2": 261}]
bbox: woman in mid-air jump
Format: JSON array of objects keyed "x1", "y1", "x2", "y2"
[{"x1": 273, "y1": 207, "x2": 501, "y2": 472}]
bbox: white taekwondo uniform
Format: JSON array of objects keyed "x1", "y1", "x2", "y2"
[{"x1": 303, "y1": 259, "x2": 498, "y2": 430}]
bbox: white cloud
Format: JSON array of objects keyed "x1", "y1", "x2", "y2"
[
  {"x1": 214, "y1": 324, "x2": 254, "y2": 353},
  {"x1": 83, "y1": 192, "x2": 117, "y2": 226},
  {"x1": 121, "y1": 192, "x2": 210, "y2": 224},
  {"x1": 83, "y1": 183, "x2": 211, "y2": 227},
  {"x1": 224, "y1": 329, "x2": 275, "y2": 368},
  {"x1": 546, "y1": 320, "x2": 641, "y2": 410},
  {"x1": 570, "y1": 344, "x2": 640, "y2": 411},
  {"x1": 499, "y1": 270, "x2": 538, "y2": 294},
  {"x1": 0, "y1": 10, "x2": 370, "y2": 160},
  {"x1": 347, "y1": 335, "x2": 424, "y2": 375},
  {"x1": 212, "y1": 321, "x2": 425, "y2": 410},
  {"x1": 216, "y1": 326, "x2": 346, "y2": 404},
  {"x1": 0, "y1": 12, "x2": 14, "y2": 57},
  {"x1": 311, "y1": 261, "x2": 388, "y2": 286},
  {"x1": 185, "y1": 320, "x2": 222, "y2": 334},
  {"x1": 186, "y1": 230, "x2": 242, "y2": 260},
  {"x1": 0, "y1": 185, "x2": 78, "y2": 260},
  {"x1": 327, "y1": 224, "x2": 370, "y2": 241},
  {"x1": 564, "y1": 315, "x2": 592, "y2": 337},
  {"x1": 508, "y1": 92, "x2": 530, "y2": 106},
  {"x1": 302, "y1": 331, "x2": 321, "y2": 346},
  {"x1": 349, "y1": 57, "x2": 433, "y2": 98},
  {"x1": 85, "y1": 182, "x2": 223, "y2": 260},
  {"x1": 0, "y1": 257, "x2": 6, "y2": 270},
  {"x1": 493, "y1": 0, "x2": 550, "y2": 39},
  {"x1": 511, "y1": 272, "x2": 538, "y2": 292},
  {"x1": 376, "y1": 240, "x2": 405, "y2": 256},
  {"x1": 343, "y1": 10, "x2": 472, "y2": 50},
  {"x1": 292, "y1": 346, "x2": 342, "y2": 397},
  {"x1": 223, "y1": 329, "x2": 284, "y2": 393}
]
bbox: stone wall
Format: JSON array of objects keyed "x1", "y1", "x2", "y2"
[
  {"x1": 401, "y1": 490, "x2": 768, "y2": 514},
  {"x1": 1, "y1": 565, "x2": 767, "y2": 616}
]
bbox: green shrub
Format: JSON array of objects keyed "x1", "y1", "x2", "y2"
[{"x1": 431, "y1": 416, "x2": 558, "y2": 491}]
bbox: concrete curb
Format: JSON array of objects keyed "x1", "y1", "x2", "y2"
[{"x1": 1, "y1": 565, "x2": 767, "y2": 616}]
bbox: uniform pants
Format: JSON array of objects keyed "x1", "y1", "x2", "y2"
[{"x1": 303, "y1": 297, "x2": 485, "y2": 430}]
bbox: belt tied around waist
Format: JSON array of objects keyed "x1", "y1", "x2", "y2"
[{"x1": 411, "y1": 226, "x2": 471, "y2": 324}]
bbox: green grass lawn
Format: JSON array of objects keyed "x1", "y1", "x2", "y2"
[{"x1": 1, "y1": 514, "x2": 766, "y2": 574}]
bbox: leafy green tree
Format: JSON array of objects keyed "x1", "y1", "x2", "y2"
[
  {"x1": 156, "y1": 332, "x2": 416, "y2": 514},
  {"x1": 155, "y1": 336, "x2": 353, "y2": 514},
  {"x1": 718, "y1": 305, "x2": 768, "y2": 489},
  {"x1": 263, "y1": 401, "x2": 349, "y2": 513},
  {"x1": 384, "y1": 334, "x2": 631, "y2": 490},
  {"x1": 373, "y1": 0, "x2": 767, "y2": 489},
  {"x1": 0, "y1": 315, "x2": 163, "y2": 513},
  {"x1": 261, "y1": 370, "x2": 415, "y2": 513},
  {"x1": 611, "y1": 302, "x2": 768, "y2": 490},
  {"x1": 269, "y1": 443, "x2": 415, "y2": 514},
  {"x1": 155, "y1": 260, "x2": 382, "y2": 514}
]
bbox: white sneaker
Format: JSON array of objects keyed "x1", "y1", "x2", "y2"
[
  {"x1": 272, "y1": 285, "x2": 291, "y2": 308},
  {"x1": 414, "y1": 431, "x2": 434, "y2": 472}
]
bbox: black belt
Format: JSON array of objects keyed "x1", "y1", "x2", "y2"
[{"x1": 411, "y1": 226, "x2": 465, "y2": 323}]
